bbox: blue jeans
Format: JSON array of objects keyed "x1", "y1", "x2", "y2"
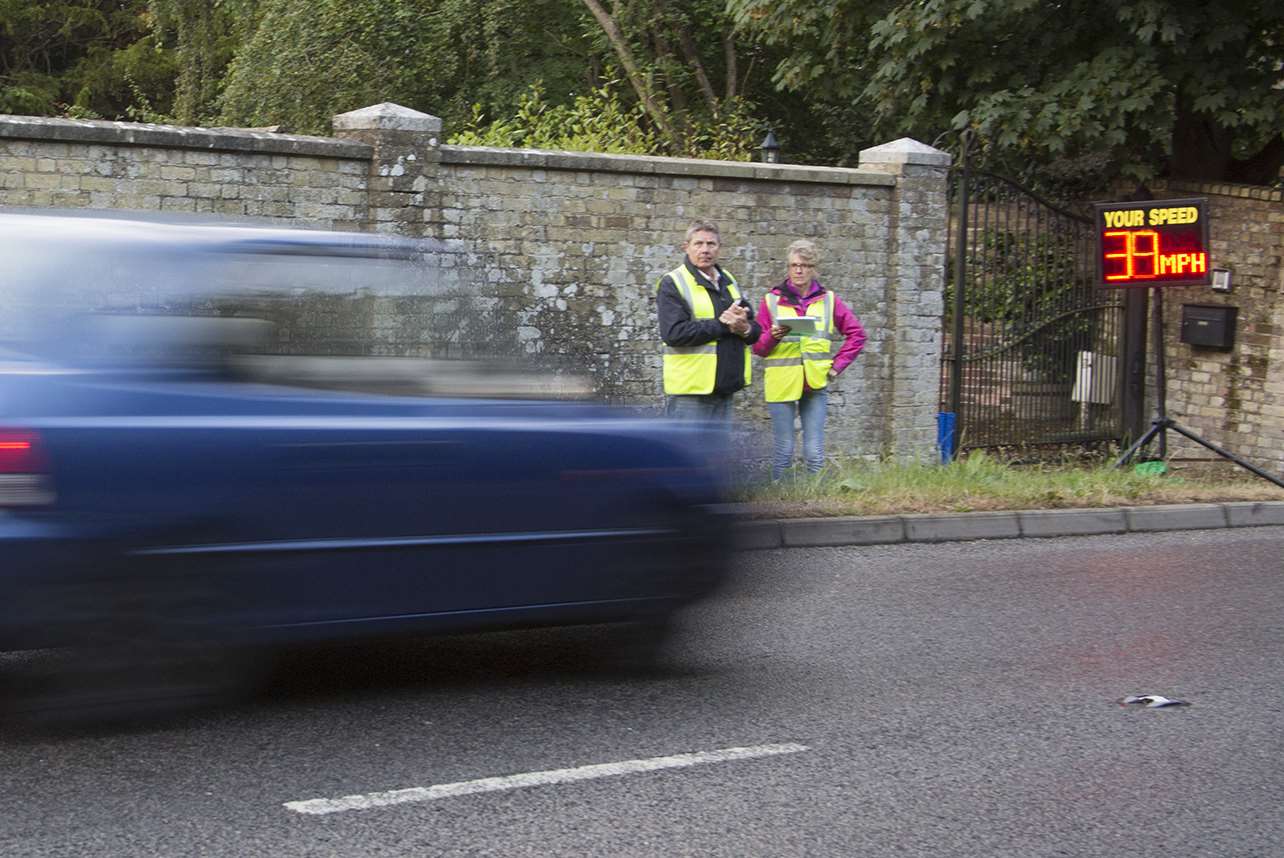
[
  {"x1": 768, "y1": 389, "x2": 828, "y2": 479},
  {"x1": 666, "y1": 393, "x2": 736, "y2": 422}
]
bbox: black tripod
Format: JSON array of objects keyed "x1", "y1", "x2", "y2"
[{"x1": 1115, "y1": 287, "x2": 1284, "y2": 489}]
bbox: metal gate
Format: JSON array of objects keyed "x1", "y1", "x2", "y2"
[{"x1": 940, "y1": 162, "x2": 1127, "y2": 449}]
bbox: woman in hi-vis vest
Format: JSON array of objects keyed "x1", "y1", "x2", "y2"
[{"x1": 753, "y1": 240, "x2": 867, "y2": 480}]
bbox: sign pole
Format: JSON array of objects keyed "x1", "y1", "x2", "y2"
[
  {"x1": 1151, "y1": 286, "x2": 1167, "y2": 460},
  {"x1": 1120, "y1": 288, "x2": 1148, "y2": 443},
  {"x1": 947, "y1": 131, "x2": 970, "y2": 419},
  {"x1": 938, "y1": 130, "x2": 972, "y2": 465}
]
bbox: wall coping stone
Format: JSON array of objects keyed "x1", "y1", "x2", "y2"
[
  {"x1": 439, "y1": 144, "x2": 895, "y2": 186},
  {"x1": 858, "y1": 137, "x2": 952, "y2": 168},
  {"x1": 1151, "y1": 177, "x2": 1282, "y2": 203},
  {"x1": 332, "y1": 103, "x2": 442, "y2": 135},
  {"x1": 0, "y1": 113, "x2": 370, "y2": 159}
]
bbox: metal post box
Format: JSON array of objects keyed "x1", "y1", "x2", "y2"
[{"x1": 1179, "y1": 304, "x2": 1237, "y2": 349}]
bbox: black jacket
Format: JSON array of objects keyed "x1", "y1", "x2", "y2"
[{"x1": 656, "y1": 257, "x2": 761, "y2": 395}]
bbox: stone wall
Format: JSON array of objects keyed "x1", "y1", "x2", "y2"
[
  {"x1": 1146, "y1": 179, "x2": 1284, "y2": 475},
  {"x1": 0, "y1": 105, "x2": 951, "y2": 462},
  {"x1": 0, "y1": 114, "x2": 371, "y2": 225}
]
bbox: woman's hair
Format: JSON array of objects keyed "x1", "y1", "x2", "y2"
[{"x1": 787, "y1": 239, "x2": 819, "y2": 267}]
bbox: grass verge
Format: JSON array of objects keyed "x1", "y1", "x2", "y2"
[{"x1": 742, "y1": 452, "x2": 1284, "y2": 519}]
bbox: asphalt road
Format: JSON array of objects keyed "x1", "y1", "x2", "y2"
[{"x1": 3, "y1": 527, "x2": 1281, "y2": 857}]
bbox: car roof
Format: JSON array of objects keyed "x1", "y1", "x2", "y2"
[{"x1": 0, "y1": 211, "x2": 431, "y2": 260}]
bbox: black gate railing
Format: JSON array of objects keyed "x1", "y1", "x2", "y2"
[{"x1": 940, "y1": 162, "x2": 1126, "y2": 449}]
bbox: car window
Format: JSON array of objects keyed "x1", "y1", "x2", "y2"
[{"x1": 0, "y1": 213, "x2": 589, "y2": 398}]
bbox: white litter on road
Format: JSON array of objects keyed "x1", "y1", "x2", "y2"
[
  {"x1": 284, "y1": 742, "x2": 810, "y2": 816},
  {"x1": 1121, "y1": 694, "x2": 1189, "y2": 708}
]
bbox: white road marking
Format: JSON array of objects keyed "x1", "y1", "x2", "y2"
[{"x1": 284, "y1": 742, "x2": 809, "y2": 816}]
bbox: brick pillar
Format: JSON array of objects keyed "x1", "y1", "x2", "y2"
[
  {"x1": 858, "y1": 138, "x2": 952, "y2": 461},
  {"x1": 332, "y1": 102, "x2": 441, "y2": 235}
]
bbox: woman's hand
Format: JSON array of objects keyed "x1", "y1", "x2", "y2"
[{"x1": 771, "y1": 323, "x2": 791, "y2": 339}]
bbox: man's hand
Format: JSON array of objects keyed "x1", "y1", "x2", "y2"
[
  {"x1": 719, "y1": 303, "x2": 751, "y2": 336},
  {"x1": 771, "y1": 323, "x2": 792, "y2": 340}
]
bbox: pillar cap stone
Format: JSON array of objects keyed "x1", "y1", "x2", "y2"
[
  {"x1": 858, "y1": 138, "x2": 951, "y2": 168},
  {"x1": 332, "y1": 103, "x2": 441, "y2": 134}
]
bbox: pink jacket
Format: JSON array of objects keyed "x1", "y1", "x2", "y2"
[{"x1": 753, "y1": 280, "x2": 867, "y2": 382}]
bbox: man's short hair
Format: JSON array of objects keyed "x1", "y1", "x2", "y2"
[{"x1": 684, "y1": 220, "x2": 720, "y2": 243}]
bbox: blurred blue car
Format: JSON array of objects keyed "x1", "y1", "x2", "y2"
[{"x1": 0, "y1": 213, "x2": 731, "y2": 715}]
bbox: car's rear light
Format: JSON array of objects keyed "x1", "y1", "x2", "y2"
[{"x1": 0, "y1": 429, "x2": 55, "y2": 506}]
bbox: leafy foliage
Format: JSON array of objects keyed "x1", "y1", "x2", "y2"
[
  {"x1": 218, "y1": 0, "x2": 591, "y2": 134},
  {"x1": 681, "y1": 97, "x2": 764, "y2": 161},
  {"x1": 148, "y1": 0, "x2": 254, "y2": 124},
  {"x1": 0, "y1": 0, "x2": 176, "y2": 120},
  {"x1": 572, "y1": 0, "x2": 836, "y2": 162},
  {"x1": 727, "y1": 0, "x2": 895, "y2": 164},
  {"x1": 450, "y1": 79, "x2": 761, "y2": 160},
  {"x1": 3, "y1": 0, "x2": 1278, "y2": 179},
  {"x1": 732, "y1": 0, "x2": 1284, "y2": 183},
  {"x1": 218, "y1": 0, "x2": 440, "y2": 133},
  {"x1": 450, "y1": 81, "x2": 660, "y2": 155}
]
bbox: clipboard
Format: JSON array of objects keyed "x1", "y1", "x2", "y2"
[{"x1": 775, "y1": 315, "x2": 820, "y2": 334}]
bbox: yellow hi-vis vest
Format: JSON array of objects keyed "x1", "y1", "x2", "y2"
[
  {"x1": 762, "y1": 290, "x2": 835, "y2": 402},
  {"x1": 658, "y1": 265, "x2": 752, "y2": 395}
]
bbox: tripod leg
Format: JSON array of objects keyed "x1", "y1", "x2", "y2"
[
  {"x1": 1166, "y1": 423, "x2": 1284, "y2": 489},
  {"x1": 1115, "y1": 421, "x2": 1164, "y2": 468}
]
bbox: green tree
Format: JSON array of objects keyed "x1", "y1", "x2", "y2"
[
  {"x1": 0, "y1": 0, "x2": 176, "y2": 120},
  {"x1": 727, "y1": 0, "x2": 895, "y2": 165},
  {"x1": 216, "y1": 0, "x2": 794, "y2": 159},
  {"x1": 577, "y1": 0, "x2": 780, "y2": 157},
  {"x1": 148, "y1": 0, "x2": 253, "y2": 124},
  {"x1": 450, "y1": 77, "x2": 762, "y2": 159},
  {"x1": 451, "y1": 80, "x2": 660, "y2": 154},
  {"x1": 732, "y1": 0, "x2": 1284, "y2": 183},
  {"x1": 218, "y1": 0, "x2": 591, "y2": 134}
]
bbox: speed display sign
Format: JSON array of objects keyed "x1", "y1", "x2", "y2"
[{"x1": 1094, "y1": 198, "x2": 1210, "y2": 287}]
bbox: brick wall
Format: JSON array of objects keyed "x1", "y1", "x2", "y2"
[
  {"x1": 0, "y1": 105, "x2": 951, "y2": 463},
  {"x1": 1147, "y1": 180, "x2": 1283, "y2": 474}
]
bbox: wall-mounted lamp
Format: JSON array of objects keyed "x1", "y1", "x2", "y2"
[
  {"x1": 1211, "y1": 268, "x2": 1232, "y2": 293},
  {"x1": 759, "y1": 130, "x2": 780, "y2": 164}
]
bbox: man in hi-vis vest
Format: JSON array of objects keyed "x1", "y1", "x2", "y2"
[{"x1": 656, "y1": 221, "x2": 761, "y2": 420}]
